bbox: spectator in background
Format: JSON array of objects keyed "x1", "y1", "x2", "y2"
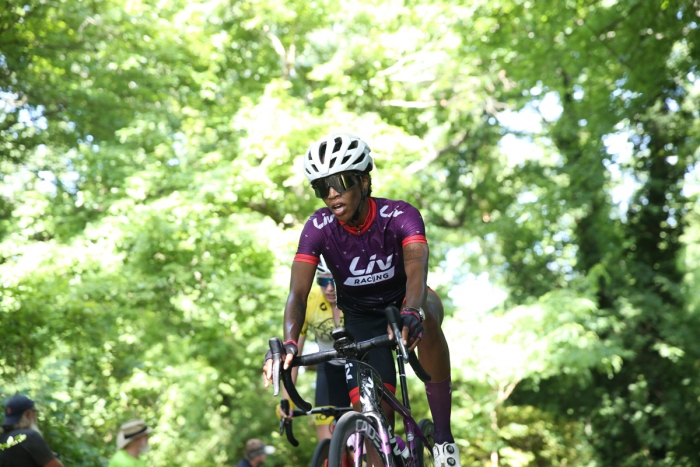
[
  {"x1": 236, "y1": 438, "x2": 275, "y2": 467},
  {"x1": 108, "y1": 419, "x2": 153, "y2": 467},
  {"x1": 0, "y1": 394, "x2": 64, "y2": 467}
]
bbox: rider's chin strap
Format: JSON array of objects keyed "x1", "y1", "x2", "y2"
[{"x1": 348, "y1": 175, "x2": 367, "y2": 225}]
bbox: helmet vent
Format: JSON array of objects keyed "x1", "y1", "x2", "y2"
[{"x1": 318, "y1": 142, "x2": 328, "y2": 163}]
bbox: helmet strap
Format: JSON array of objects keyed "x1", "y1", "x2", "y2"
[{"x1": 348, "y1": 175, "x2": 367, "y2": 225}]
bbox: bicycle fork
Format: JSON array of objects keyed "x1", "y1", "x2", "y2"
[{"x1": 357, "y1": 366, "x2": 403, "y2": 467}]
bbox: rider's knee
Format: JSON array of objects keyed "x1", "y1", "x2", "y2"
[{"x1": 425, "y1": 290, "x2": 445, "y2": 325}]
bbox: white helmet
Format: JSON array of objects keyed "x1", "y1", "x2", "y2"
[
  {"x1": 317, "y1": 255, "x2": 331, "y2": 275},
  {"x1": 303, "y1": 134, "x2": 373, "y2": 182}
]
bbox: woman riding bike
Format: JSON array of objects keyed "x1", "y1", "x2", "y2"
[{"x1": 263, "y1": 133, "x2": 461, "y2": 467}]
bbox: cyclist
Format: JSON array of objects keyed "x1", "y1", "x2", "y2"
[
  {"x1": 278, "y1": 255, "x2": 349, "y2": 441},
  {"x1": 264, "y1": 133, "x2": 461, "y2": 466}
]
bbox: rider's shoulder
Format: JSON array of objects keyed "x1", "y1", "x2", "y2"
[
  {"x1": 302, "y1": 206, "x2": 336, "y2": 229},
  {"x1": 374, "y1": 197, "x2": 422, "y2": 215},
  {"x1": 374, "y1": 197, "x2": 417, "y2": 207}
]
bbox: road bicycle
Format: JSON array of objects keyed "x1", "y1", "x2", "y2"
[
  {"x1": 278, "y1": 399, "x2": 353, "y2": 467},
  {"x1": 269, "y1": 306, "x2": 435, "y2": 467}
]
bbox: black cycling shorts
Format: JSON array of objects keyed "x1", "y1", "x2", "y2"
[
  {"x1": 342, "y1": 288, "x2": 443, "y2": 403},
  {"x1": 315, "y1": 361, "x2": 351, "y2": 424}
]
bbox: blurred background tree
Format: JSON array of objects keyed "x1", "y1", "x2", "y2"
[{"x1": 1, "y1": 0, "x2": 699, "y2": 465}]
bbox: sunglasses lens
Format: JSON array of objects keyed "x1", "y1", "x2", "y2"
[
  {"x1": 317, "y1": 277, "x2": 334, "y2": 288},
  {"x1": 339, "y1": 174, "x2": 358, "y2": 192},
  {"x1": 313, "y1": 183, "x2": 329, "y2": 199},
  {"x1": 311, "y1": 174, "x2": 359, "y2": 199}
]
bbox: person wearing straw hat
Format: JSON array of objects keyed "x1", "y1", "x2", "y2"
[
  {"x1": 0, "y1": 394, "x2": 64, "y2": 467},
  {"x1": 236, "y1": 439, "x2": 275, "y2": 467},
  {"x1": 107, "y1": 420, "x2": 153, "y2": 467}
]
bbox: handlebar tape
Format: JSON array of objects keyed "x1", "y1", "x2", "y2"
[
  {"x1": 282, "y1": 367, "x2": 312, "y2": 412},
  {"x1": 408, "y1": 351, "x2": 431, "y2": 382},
  {"x1": 385, "y1": 306, "x2": 409, "y2": 360},
  {"x1": 386, "y1": 305, "x2": 430, "y2": 380}
]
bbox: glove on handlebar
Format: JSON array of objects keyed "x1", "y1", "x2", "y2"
[
  {"x1": 282, "y1": 340, "x2": 299, "y2": 356},
  {"x1": 264, "y1": 340, "x2": 299, "y2": 364},
  {"x1": 400, "y1": 311, "x2": 424, "y2": 340}
]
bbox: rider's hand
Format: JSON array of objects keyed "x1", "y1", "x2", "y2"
[
  {"x1": 399, "y1": 310, "x2": 423, "y2": 352},
  {"x1": 262, "y1": 352, "x2": 276, "y2": 388},
  {"x1": 262, "y1": 341, "x2": 299, "y2": 388}
]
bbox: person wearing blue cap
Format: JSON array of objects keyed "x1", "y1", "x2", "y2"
[
  {"x1": 0, "y1": 395, "x2": 63, "y2": 467},
  {"x1": 236, "y1": 439, "x2": 275, "y2": 467}
]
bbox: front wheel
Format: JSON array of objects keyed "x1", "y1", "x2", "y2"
[
  {"x1": 415, "y1": 418, "x2": 435, "y2": 467},
  {"x1": 310, "y1": 438, "x2": 331, "y2": 467},
  {"x1": 328, "y1": 412, "x2": 388, "y2": 467}
]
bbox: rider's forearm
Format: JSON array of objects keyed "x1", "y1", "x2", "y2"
[
  {"x1": 284, "y1": 294, "x2": 307, "y2": 343},
  {"x1": 403, "y1": 243, "x2": 429, "y2": 309}
]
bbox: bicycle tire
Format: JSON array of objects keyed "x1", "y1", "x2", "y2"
[
  {"x1": 310, "y1": 438, "x2": 331, "y2": 467},
  {"x1": 328, "y1": 412, "x2": 387, "y2": 467},
  {"x1": 415, "y1": 418, "x2": 435, "y2": 467}
]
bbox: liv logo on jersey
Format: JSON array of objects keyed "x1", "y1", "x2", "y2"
[
  {"x1": 313, "y1": 212, "x2": 335, "y2": 229},
  {"x1": 343, "y1": 254, "x2": 395, "y2": 286},
  {"x1": 379, "y1": 205, "x2": 404, "y2": 218}
]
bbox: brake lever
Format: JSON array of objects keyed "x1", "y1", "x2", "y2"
[
  {"x1": 279, "y1": 399, "x2": 288, "y2": 435},
  {"x1": 279, "y1": 399, "x2": 299, "y2": 447},
  {"x1": 269, "y1": 338, "x2": 284, "y2": 396},
  {"x1": 385, "y1": 306, "x2": 409, "y2": 360}
]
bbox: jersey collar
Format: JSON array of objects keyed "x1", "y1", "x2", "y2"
[{"x1": 339, "y1": 197, "x2": 376, "y2": 235}]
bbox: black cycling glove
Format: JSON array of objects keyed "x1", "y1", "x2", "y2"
[
  {"x1": 400, "y1": 311, "x2": 424, "y2": 340},
  {"x1": 264, "y1": 340, "x2": 299, "y2": 365}
]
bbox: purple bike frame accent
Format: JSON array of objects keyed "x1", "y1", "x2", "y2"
[
  {"x1": 381, "y1": 388, "x2": 433, "y2": 467},
  {"x1": 356, "y1": 364, "x2": 433, "y2": 467}
]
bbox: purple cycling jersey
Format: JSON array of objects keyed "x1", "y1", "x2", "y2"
[{"x1": 294, "y1": 197, "x2": 427, "y2": 318}]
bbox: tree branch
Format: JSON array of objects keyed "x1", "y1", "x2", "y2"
[{"x1": 406, "y1": 129, "x2": 471, "y2": 174}]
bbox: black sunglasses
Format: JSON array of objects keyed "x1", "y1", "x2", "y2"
[
  {"x1": 311, "y1": 173, "x2": 361, "y2": 199},
  {"x1": 317, "y1": 277, "x2": 335, "y2": 288}
]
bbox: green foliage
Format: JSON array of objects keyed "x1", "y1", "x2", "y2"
[{"x1": 2, "y1": 0, "x2": 700, "y2": 465}]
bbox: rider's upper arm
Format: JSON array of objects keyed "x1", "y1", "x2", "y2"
[
  {"x1": 44, "y1": 458, "x2": 64, "y2": 467},
  {"x1": 402, "y1": 242, "x2": 429, "y2": 271},
  {"x1": 285, "y1": 261, "x2": 318, "y2": 341}
]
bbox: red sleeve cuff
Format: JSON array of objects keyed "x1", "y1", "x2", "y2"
[
  {"x1": 294, "y1": 254, "x2": 320, "y2": 265},
  {"x1": 401, "y1": 235, "x2": 427, "y2": 247}
]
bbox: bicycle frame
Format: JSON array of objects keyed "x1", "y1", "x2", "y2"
[
  {"x1": 353, "y1": 352, "x2": 433, "y2": 467},
  {"x1": 269, "y1": 306, "x2": 434, "y2": 467}
]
